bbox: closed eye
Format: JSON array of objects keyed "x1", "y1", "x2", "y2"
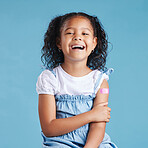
[
  {"x1": 82, "y1": 33, "x2": 89, "y2": 35},
  {"x1": 66, "y1": 32, "x2": 74, "y2": 35}
]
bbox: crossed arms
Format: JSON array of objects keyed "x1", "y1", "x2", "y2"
[{"x1": 38, "y1": 79, "x2": 110, "y2": 147}]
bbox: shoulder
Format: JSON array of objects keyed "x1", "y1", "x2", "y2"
[
  {"x1": 40, "y1": 69, "x2": 56, "y2": 78},
  {"x1": 94, "y1": 68, "x2": 114, "y2": 80},
  {"x1": 100, "y1": 79, "x2": 109, "y2": 88},
  {"x1": 36, "y1": 69, "x2": 58, "y2": 95},
  {"x1": 93, "y1": 68, "x2": 113, "y2": 95},
  {"x1": 37, "y1": 69, "x2": 57, "y2": 83}
]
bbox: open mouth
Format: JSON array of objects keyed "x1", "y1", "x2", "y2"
[{"x1": 71, "y1": 45, "x2": 85, "y2": 50}]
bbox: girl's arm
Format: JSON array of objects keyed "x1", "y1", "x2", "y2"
[
  {"x1": 84, "y1": 79, "x2": 110, "y2": 148},
  {"x1": 38, "y1": 93, "x2": 110, "y2": 137}
]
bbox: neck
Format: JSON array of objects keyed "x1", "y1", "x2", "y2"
[{"x1": 60, "y1": 61, "x2": 92, "y2": 77}]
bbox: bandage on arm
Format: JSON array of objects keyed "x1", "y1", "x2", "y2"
[
  {"x1": 100, "y1": 88, "x2": 109, "y2": 94},
  {"x1": 97, "y1": 88, "x2": 109, "y2": 106}
]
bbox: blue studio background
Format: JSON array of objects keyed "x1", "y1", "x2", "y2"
[{"x1": 0, "y1": 0, "x2": 148, "y2": 148}]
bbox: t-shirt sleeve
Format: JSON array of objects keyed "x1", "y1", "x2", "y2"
[
  {"x1": 36, "y1": 70, "x2": 58, "y2": 95},
  {"x1": 94, "y1": 68, "x2": 114, "y2": 94}
]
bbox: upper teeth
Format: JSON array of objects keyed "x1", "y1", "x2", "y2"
[{"x1": 72, "y1": 45, "x2": 84, "y2": 48}]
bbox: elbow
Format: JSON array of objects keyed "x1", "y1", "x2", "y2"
[
  {"x1": 42, "y1": 130, "x2": 53, "y2": 137},
  {"x1": 42, "y1": 126, "x2": 56, "y2": 137},
  {"x1": 41, "y1": 120, "x2": 56, "y2": 137}
]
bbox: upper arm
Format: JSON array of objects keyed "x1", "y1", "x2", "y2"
[
  {"x1": 92, "y1": 79, "x2": 109, "y2": 128},
  {"x1": 36, "y1": 70, "x2": 58, "y2": 134},
  {"x1": 93, "y1": 79, "x2": 109, "y2": 107},
  {"x1": 38, "y1": 94, "x2": 56, "y2": 133}
]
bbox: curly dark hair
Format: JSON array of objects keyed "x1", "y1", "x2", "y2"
[{"x1": 41, "y1": 12, "x2": 109, "y2": 70}]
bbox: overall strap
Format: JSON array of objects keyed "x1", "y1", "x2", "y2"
[
  {"x1": 103, "y1": 68, "x2": 114, "y2": 76},
  {"x1": 41, "y1": 65, "x2": 56, "y2": 77},
  {"x1": 47, "y1": 67, "x2": 56, "y2": 77},
  {"x1": 50, "y1": 69, "x2": 56, "y2": 77},
  {"x1": 93, "y1": 72, "x2": 103, "y2": 95}
]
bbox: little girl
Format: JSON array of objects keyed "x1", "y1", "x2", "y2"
[{"x1": 36, "y1": 12, "x2": 117, "y2": 148}]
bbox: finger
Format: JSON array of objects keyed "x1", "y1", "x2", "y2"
[
  {"x1": 107, "y1": 107, "x2": 111, "y2": 112},
  {"x1": 106, "y1": 119, "x2": 110, "y2": 122},
  {"x1": 108, "y1": 115, "x2": 111, "y2": 119}
]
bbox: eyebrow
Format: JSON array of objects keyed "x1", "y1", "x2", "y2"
[{"x1": 64, "y1": 27, "x2": 92, "y2": 32}]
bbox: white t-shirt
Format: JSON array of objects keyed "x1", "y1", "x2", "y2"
[{"x1": 36, "y1": 65, "x2": 109, "y2": 96}]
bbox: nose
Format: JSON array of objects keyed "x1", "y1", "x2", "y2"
[{"x1": 73, "y1": 35, "x2": 82, "y2": 41}]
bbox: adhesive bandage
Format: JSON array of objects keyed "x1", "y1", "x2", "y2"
[{"x1": 100, "y1": 88, "x2": 109, "y2": 94}]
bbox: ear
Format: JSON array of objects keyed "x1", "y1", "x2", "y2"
[
  {"x1": 93, "y1": 37, "x2": 97, "y2": 49},
  {"x1": 56, "y1": 37, "x2": 62, "y2": 49}
]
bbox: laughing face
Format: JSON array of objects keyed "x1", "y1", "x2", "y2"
[{"x1": 57, "y1": 16, "x2": 97, "y2": 64}]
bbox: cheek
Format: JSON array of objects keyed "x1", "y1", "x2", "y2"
[
  {"x1": 61, "y1": 38, "x2": 69, "y2": 48},
  {"x1": 61, "y1": 36, "x2": 69, "y2": 43},
  {"x1": 60, "y1": 37, "x2": 66, "y2": 45},
  {"x1": 86, "y1": 39, "x2": 94, "y2": 46}
]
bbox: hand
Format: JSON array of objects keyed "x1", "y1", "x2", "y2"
[{"x1": 90, "y1": 102, "x2": 111, "y2": 122}]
